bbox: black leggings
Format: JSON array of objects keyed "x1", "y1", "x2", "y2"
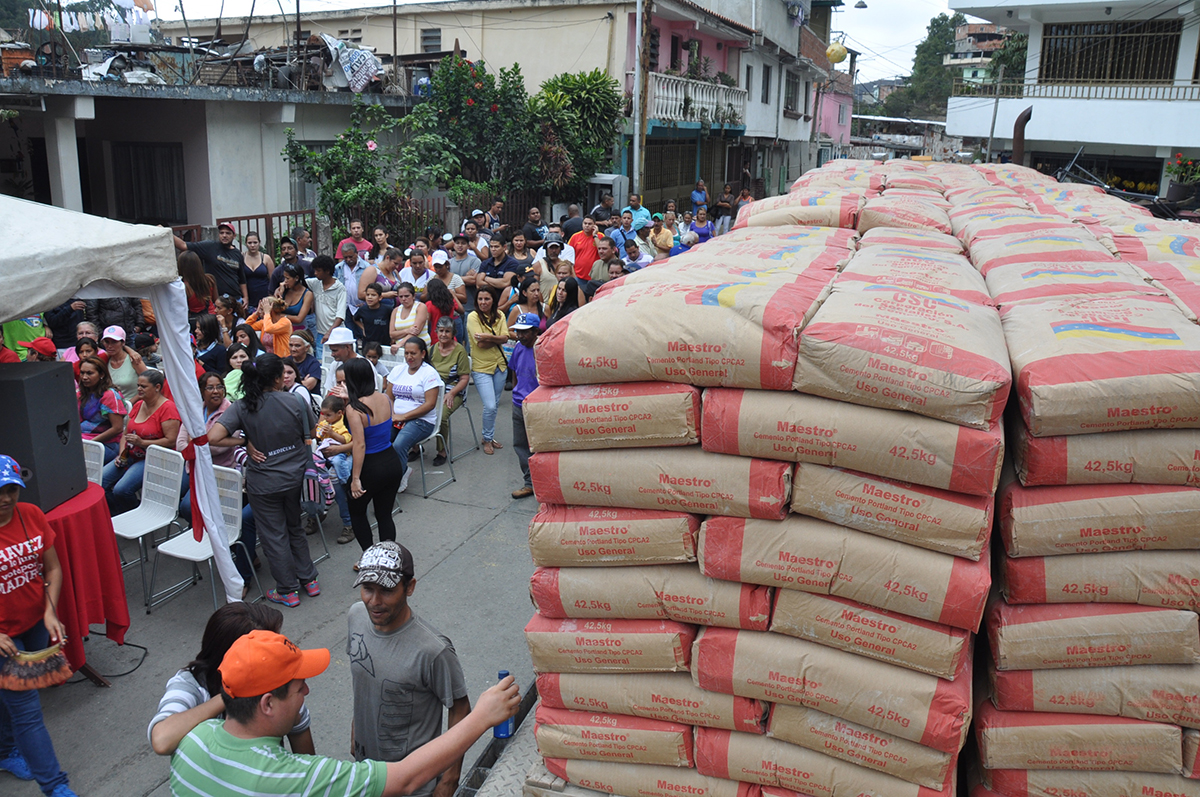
[{"x1": 347, "y1": 448, "x2": 403, "y2": 551}]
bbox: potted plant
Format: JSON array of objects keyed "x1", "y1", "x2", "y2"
[{"x1": 1165, "y1": 153, "x2": 1200, "y2": 201}]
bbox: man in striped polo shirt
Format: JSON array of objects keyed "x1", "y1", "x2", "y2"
[{"x1": 170, "y1": 630, "x2": 519, "y2": 797}]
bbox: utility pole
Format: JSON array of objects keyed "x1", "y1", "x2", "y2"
[
  {"x1": 631, "y1": 0, "x2": 644, "y2": 195},
  {"x1": 392, "y1": 0, "x2": 398, "y2": 85},
  {"x1": 636, "y1": 0, "x2": 651, "y2": 195},
  {"x1": 985, "y1": 64, "x2": 1005, "y2": 163}
]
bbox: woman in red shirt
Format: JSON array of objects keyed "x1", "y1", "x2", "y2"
[
  {"x1": 100, "y1": 369, "x2": 181, "y2": 516},
  {"x1": 0, "y1": 454, "x2": 78, "y2": 797}
]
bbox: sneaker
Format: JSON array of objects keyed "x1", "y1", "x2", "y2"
[
  {"x1": 399, "y1": 469, "x2": 411, "y2": 493},
  {"x1": 336, "y1": 525, "x2": 356, "y2": 545},
  {"x1": 511, "y1": 486, "x2": 535, "y2": 499},
  {"x1": 432, "y1": 453, "x2": 447, "y2": 466},
  {"x1": 265, "y1": 589, "x2": 300, "y2": 608},
  {"x1": 50, "y1": 786, "x2": 80, "y2": 797},
  {"x1": 491, "y1": 440, "x2": 504, "y2": 450},
  {"x1": 0, "y1": 749, "x2": 33, "y2": 780},
  {"x1": 303, "y1": 579, "x2": 321, "y2": 597},
  {"x1": 407, "y1": 449, "x2": 419, "y2": 462}
]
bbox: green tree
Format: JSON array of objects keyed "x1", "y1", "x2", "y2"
[
  {"x1": 881, "y1": 12, "x2": 966, "y2": 119},
  {"x1": 990, "y1": 32, "x2": 1028, "y2": 79}
]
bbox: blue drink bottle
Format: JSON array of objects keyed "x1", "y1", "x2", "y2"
[{"x1": 494, "y1": 670, "x2": 515, "y2": 738}]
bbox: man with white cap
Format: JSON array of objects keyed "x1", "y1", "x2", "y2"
[
  {"x1": 348, "y1": 542, "x2": 471, "y2": 797},
  {"x1": 508, "y1": 313, "x2": 541, "y2": 499},
  {"x1": 321, "y1": 327, "x2": 381, "y2": 396}
]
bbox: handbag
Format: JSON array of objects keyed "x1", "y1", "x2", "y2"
[{"x1": 0, "y1": 643, "x2": 73, "y2": 691}]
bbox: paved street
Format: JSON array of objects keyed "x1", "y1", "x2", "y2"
[{"x1": 10, "y1": 387, "x2": 539, "y2": 797}]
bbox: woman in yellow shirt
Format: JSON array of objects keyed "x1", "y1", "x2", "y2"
[
  {"x1": 246, "y1": 297, "x2": 293, "y2": 358},
  {"x1": 467, "y1": 287, "x2": 509, "y2": 455}
]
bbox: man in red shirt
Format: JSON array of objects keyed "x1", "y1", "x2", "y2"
[
  {"x1": 567, "y1": 216, "x2": 601, "y2": 282},
  {"x1": 336, "y1": 219, "x2": 373, "y2": 262}
]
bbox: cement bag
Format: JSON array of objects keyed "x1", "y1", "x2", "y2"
[
  {"x1": 536, "y1": 672, "x2": 766, "y2": 733},
  {"x1": 769, "y1": 590, "x2": 971, "y2": 680},
  {"x1": 944, "y1": 186, "x2": 1027, "y2": 206},
  {"x1": 701, "y1": 388, "x2": 1004, "y2": 496},
  {"x1": 766, "y1": 703, "x2": 955, "y2": 788},
  {"x1": 983, "y1": 768, "x2": 1200, "y2": 797},
  {"x1": 857, "y1": 198, "x2": 953, "y2": 236},
  {"x1": 877, "y1": 189, "x2": 953, "y2": 210},
  {"x1": 698, "y1": 515, "x2": 992, "y2": 631},
  {"x1": 975, "y1": 699, "x2": 1182, "y2": 773},
  {"x1": 986, "y1": 596, "x2": 1200, "y2": 671},
  {"x1": 1002, "y1": 296, "x2": 1200, "y2": 437},
  {"x1": 836, "y1": 246, "x2": 992, "y2": 307},
  {"x1": 530, "y1": 564, "x2": 772, "y2": 630},
  {"x1": 524, "y1": 614, "x2": 695, "y2": 673},
  {"x1": 534, "y1": 705, "x2": 694, "y2": 767},
  {"x1": 984, "y1": 260, "x2": 1165, "y2": 306},
  {"x1": 856, "y1": 227, "x2": 966, "y2": 253},
  {"x1": 954, "y1": 212, "x2": 1081, "y2": 247},
  {"x1": 793, "y1": 283, "x2": 1011, "y2": 429},
  {"x1": 542, "y1": 757, "x2": 755, "y2": 797},
  {"x1": 884, "y1": 174, "x2": 945, "y2": 192},
  {"x1": 1012, "y1": 423, "x2": 1200, "y2": 486},
  {"x1": 1186, "y1": 729, "x2": 1199, "y2": 778},
  {"x1": 719, "y1": 225, "x2": 860, "y2": 250},
  {"x1": 970, "y1": 230, "x2": 1116, "y2": 275},
  {"x1": 999, "y1": 473, "x2": 1200, "y2": 557},
  {"x1": 691, "y1": 627, "x2": 972, "y2": 753},
  {"x1": 790, "y1": 463, "x2": 994, "y2": 560},
  {"x1": 1111, "y1": 232, "x2": 1200, "y2": 262},
  {"x1": 1002, "y1": 548, "x2": 1200, "y2": 610},
  {"x1": 791, "y1": 171, "x2": 884, "y2": 193},
  {"x1": 535, "y1": 278, "x2": 827, "y2": 390},
  {"x1": 695, "y1": 728, "x2": 955, "y2": 797},
  {"x1": 528, "y1": 504, "x2": 701, "y2": 567},
  {"x1": 733, "y1": 191, "x2": 866, "y2": 230},
  {"x1": 600, "y1": 248, "x2": 844, "y2": 294},
  {"x1": 523, "y1": 383, "x2": 701, "y2": 452},
  {"x1": 530, "y1": 448, "x2": 793, "y2": 520}
]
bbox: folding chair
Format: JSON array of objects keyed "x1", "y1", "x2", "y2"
[
  {"x1": 111, "y1": 446, "x2": 185, "y2": 606},
  {"x1": 445, "y1": 377, "x2": 480, "y2": 463},
  {"x1": 82, "y1": 440, "x2": 105, "y2": 486},
  {"x1": 413, "y1": 383, "x2": 454, "y2": 497},
  {"x1": 146, "y1": 465, "x2": 264, "y2": 612},
  {"x1": 303, "y1": 441, "x2": 332, "y2": 565}
]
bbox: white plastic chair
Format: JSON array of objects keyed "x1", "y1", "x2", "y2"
[
  {"x1": 412, "y1": 382, "x2": 454, "y2": 497},
  {"x1": 111, "y1": 446, "x2": 185, "y2": 606},
  {"x1": 82, "y1": 440, "x2": 105, "y2": 485},
  {"x1": 146, "y1": 465, "x2": 264, "y2": 612}
]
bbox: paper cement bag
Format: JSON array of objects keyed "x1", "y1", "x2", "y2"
[
  {"x1": 884, "y1": 173, "x2": 945, "y2": 192},
  {"x1": 1012, "y1": 422, "x2": 1200, "y2": 486},
  {"x1": 732, "y1": 191, "x2": 866, "y2": 230},
  {"x1": 530, "y1": 564, "x2": 771, "y2": 630},
  {"x1": 986, "y1": 597, "x2": 1200, "y2": 670},
  {"x1": 1185, "y1": 729, "x2": 1199, "y2": 778},
  {"x1": 856, "y1": 227, "x2": 966, "y2": 253},
  {"x1": 533, "y1": 705, "x2": 694, "y2": 767},
  {"x1": 1001, "y1": 549, "x2": 1200, "y2": 611},
  {"x1": 974, "y1": 699, "x2": 1182, "y2": 773},
  {"x1": 720, "y1": 225, "x2": 861, "y2": 250},
  {"x1": 969, "y1": 229, "x2": 1116, "y2": 275},
  {"x1": 695, "y1": 727, "x2": 955, "y2": 796},
  {"x1": 522, "y1": 383, "x2": 702, "y2": 453},
  {"x1": 990, "y1": 660, "x2": 1200, "y2": 728},
  {"x1": 982, "y1": 767, "x2": 1200, "y2": 797},
  {"x1": 790, "y1": 463, "x2": 994, "y2": 560},
  {"x1": 690, "y1": 627, "x2": 972, "y2": 753},
  {"x1": 542, "y1": 757, "x2": 756, "y2": 797},
  {"x1": 793, "y1": 283, "x2": 1011, "y2": 429},
  {"x1": 1109, "y1": 230, "x2": 1200, "y2": 262},
  {"x1": 530, "y1": 448, "x2": 793, "y2": 520},
  {"x1": 523, "y1": 614, "x2": 695, "y2": 673},
  {"x1": 528, "y1": 504, "x2": 701, "y2": 567},
  {"x1": 857, "y1": 197, "x2": 953, "y2": 237},
  {"x1": 983, "y1": 260, "x2": 1165, "y2": 307},
  {"x1": 701, "y1": 388, "x2": 1004, "y2": 496},
  {"x1": 836, "y1": 246, "x2": 992, "y2": 307},
  {"x1": 536, "y1": 672, "x2": 766, "y2": 733},
  {"x1": 999, "y1": 471, "x2": 1200, "y2": 557},
  {"x1": 954, "y1": 211, "x2": 1082, "y2": 247},
  {"x1": 602, "y1": 247, "x2": 845, "y2": 294},
  {"x1": 698, "y1": 515, "x2": 991, "y2": 632},
  {"x1": 767, "y1": 703, "x2": 956, "y2": 788},
  {"x1": 769, "y1": 590, "x2": 971, "y2": 680},
  {"x1": 1001, "y1": 296, "x2": 1200, "y2": 437}
]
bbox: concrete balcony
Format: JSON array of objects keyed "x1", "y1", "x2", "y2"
[{"x1": 647, "y1": 71, "x2": 747, "y2": 127}]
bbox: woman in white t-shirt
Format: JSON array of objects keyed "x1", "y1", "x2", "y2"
[{"x1": 384, "y1": 336, "x2": 442, "y2": 493}]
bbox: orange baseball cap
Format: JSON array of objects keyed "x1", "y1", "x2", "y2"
[{"x1": 219, "y1": 630, "x2": 331, "y2": 698}]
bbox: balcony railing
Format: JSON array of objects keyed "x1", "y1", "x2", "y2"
[
  {"x1": 951, "y1": 78, "x2": 1200, "y2": 101},
  {"x1": 647, "y1": 71, "x2": 747, "y2": 126}
]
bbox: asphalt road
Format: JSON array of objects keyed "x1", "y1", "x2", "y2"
[{"x1": 10, "y1": 386, "x2": 539, "y2": 797}]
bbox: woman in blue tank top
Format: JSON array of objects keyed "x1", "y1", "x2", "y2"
[{"x1": 340, "y1": 358, "x2": 403, "y2": 556}]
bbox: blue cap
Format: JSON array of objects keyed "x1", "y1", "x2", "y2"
[
  {"x1": 511, "y1": 313, "x2": 540, "y2": 331},
  {"x1": 0, "y1": 455, "x2": 25, "y2": 489}
]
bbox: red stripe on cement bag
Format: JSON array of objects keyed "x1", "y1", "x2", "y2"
[
  {"x1": 529, "y1": 448, "x2": 793, "y2": 520},
  {"x1": 698, "y1": 515, "x2": 991, "y2": 632},
  {"x1": 1186, "y1": 729, "x2": 1200, "y2": 778},
  {"x1": 528, "y1": 504, "x2": 700, "y2": 568},
  {"x1": 987, "y1": 596, "x2": 1200, "y2": 671},
  {"x1": 701, "y1": 388, "x2": 1003, "y2": 497},
  {"x1": 969, "y1": 229, "x2": 1117, "y2": 274},
  {"x1": 856, "y1": 227, "x2": 966, "y2": 253},
  {"x1": 836, "y1": 246, "x2": 993, "y2": 306},
  {"x1": 542, "y1": 757, "x2": 757, "y2": 797},
  {"x1": 690, "y1": 627, "x2": 972, "y2": 753},
  {"x1": 984, "y1": 260, "x2": 1165, "y2": 306},
  {"x1": 733, "y1": 191, "x2": 866, "y2": 230},
  {"x1": 1002, "y1": 549, "x2": 1200, "y2": 611},
  {"x1": 794, "y1": 283, "x2": 1011, "y2": 429},
  {"x1": 523, "y1": 614, "x2": 695, "y2": 673},
  {"x1": 694, "y1": 727, "x2": 954, "y2": 796},
  {"x1": 523, "y1": 383, "x2": 701, "y2": 453},
  {"x1": 790, "y1": 463, "x2": 993, "y2": 560},
  {"x1": 1001, "y1": 296, "x2": 1200, "y2": 437},
  {"x1": 530, "y1": 564, "x2": 771, "y2": 630},
  {"x1": 974, "y1": 698, "x2": 1183, "y2": 773},
  {"x1": 536, "y1": 672, "x2": 766, "y2": 733},
  {"x1": 1012, "y1": 422, "x2": 1200, "y2": 487},
  {"x1": 534, "y1": 705, "x2": 695, "y2": 767},
  {"x1": 857, "y1": 198, "x2": 953, "y2": 236},
  {"x1": 984, "y1": 768, "x2": 1200, "y2": 797},
  {"x1": 534, "y1": 277, "x2": 828, "y2": 390}
]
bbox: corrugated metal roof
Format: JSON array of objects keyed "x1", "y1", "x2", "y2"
[{"x1": 670, "y1": 0, "x2": 759, "y2": 37}]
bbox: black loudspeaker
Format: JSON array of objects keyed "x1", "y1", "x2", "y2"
[{"x1": 0, "y1": 362, "x2": 87, "y2": 512}]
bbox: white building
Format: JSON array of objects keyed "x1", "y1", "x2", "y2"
[{"x1": 945, "y1": 0, "x2": 1200, "y2": 193}]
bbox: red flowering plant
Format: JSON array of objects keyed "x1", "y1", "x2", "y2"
[{"x1": 1165, "y1": 153, "x2": 1200, "y2": 184}]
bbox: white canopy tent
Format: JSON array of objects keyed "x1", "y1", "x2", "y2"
[{"x1": 0, "y1": 196, "x2": 243, "y2": 602}]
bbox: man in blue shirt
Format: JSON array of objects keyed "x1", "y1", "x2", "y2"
[
  {"x1": 508, "y1": 313, "x2": 540, "y2": 499},
  {"x1": 338, "y1": 242, "x2": 372, "y2": 339},
  {"x1": 622, "y1": 193, "x2": 652, "y2": 229},
  {"x1": 475, "y1": 236, "x2": 525, "y2": 291},
  {"x1": 608, "y1": 211, "x2": 638, "y2": 251}
]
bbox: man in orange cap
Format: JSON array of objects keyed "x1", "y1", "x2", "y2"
[{"x1": 170, "y1": 630, "x2": 520, "y2": 797}]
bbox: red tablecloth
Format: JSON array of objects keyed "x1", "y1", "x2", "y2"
[{"x1": 45, "y1": 483, "x2": 131, "y2": 671}]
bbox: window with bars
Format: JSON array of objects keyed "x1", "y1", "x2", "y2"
[
  {"x1": 421, "y1": 28, "x2": 441, "y2": 53},
  {"x1": 784, "y1": 71, "x2": 800, "y2": 111},
  {"x1": 1040, "y1": 19, "x2": 1182, "y2": 83}
]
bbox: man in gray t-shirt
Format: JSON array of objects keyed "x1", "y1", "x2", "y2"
[
  {"x1": 448, "y1": 235, "x2": 481, "y2": 313},
  {"x1": 347, "y1": 542, "x2": 469, "y2": 797}
]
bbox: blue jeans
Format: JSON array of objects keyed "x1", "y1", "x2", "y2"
[
  {"x1": 473, "y1": 369, "x2": 508, "y2": 442},
  {"x1": 102, "y1": 456, "x2": 146, "y2": 516},
  {"x1": 391, "y1": 419, "x2": 435, "y2": 470},
  {"x1": 100, "y1": 442, "x2": 118, "y2": 464},
  {"x1": 329, "y1": 453, "x2": 352, "y2": 484},
  {"x1": 0, "y1": 621, "x2": 70, "y2": 795},
  {"x1": 180, "y1": 489, "x2": 257, "y2": 582},
  {"x1": 332, "y1": 482, "x2": 351, "y2": 526}
]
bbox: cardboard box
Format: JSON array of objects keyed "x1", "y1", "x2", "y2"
[
  {"x1": 523, "y1": 383, "x2": 701, "y2": 453},
  {"x1": 528, "y1": 504, "x2": 701, "y2": 567}
]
